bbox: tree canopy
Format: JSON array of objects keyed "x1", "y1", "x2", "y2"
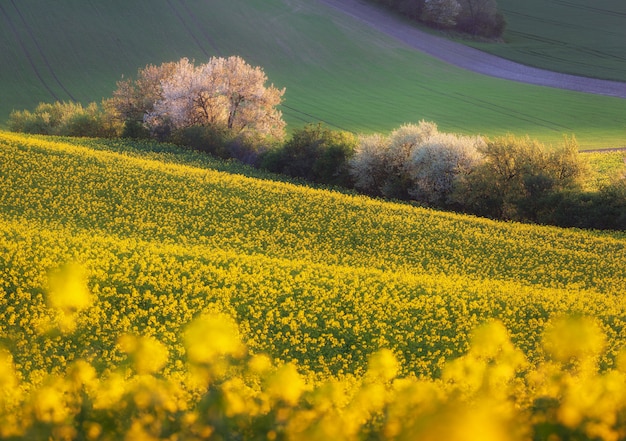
[{"x1": 108, "y1": 56, "x2": 286, "y2": 141}]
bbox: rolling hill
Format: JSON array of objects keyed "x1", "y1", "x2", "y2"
[
  {"x1": 0, "y1": 0, "x2": 625, "y2": 149},
  {"x1": 1, "y1": 131, "x2": 626, "y2": 438},
  {"x1": 1, "y1": 130, "x2": 625, "y2": 377}
]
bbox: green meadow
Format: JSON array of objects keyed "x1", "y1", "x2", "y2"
[
  {"x1": 471, "y1": 0, "x2": 626, "y2": 82},
  {"x1": 0, "y1": 0, "x2": 625, "y2": 149}
]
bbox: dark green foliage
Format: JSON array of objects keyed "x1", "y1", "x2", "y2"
[
  {"x1": 121, "y1": 120, "x2": 151, "y2": 139},
  {"x1": 170, "y1": 126, "x2": 231, "y2": 159},
  {"x1": 456, "y1": 0, "x2": 506, "y2": 38},
  {"x1": 261, "y1": 124, "x2": 357, "y2": 187},
  {"x1": 453, "y1": 135, "x2": 587, "y2": 221},
  {"x1": 456, "y1": 10, "x2": 506, "y2": 37},
  {"x1": 170, "y1": 126, "x2": 273, "y2": 167},
  {"x1": 450, "y1": 135, "x2": 624, "y2": 231},
  {"x1": 64, "y1": 113, "x2": 104, "y2": 138},
  {"x1": 540, "y1": 181, "x2": 626, "y2": 230}
]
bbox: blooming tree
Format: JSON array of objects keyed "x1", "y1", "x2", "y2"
[
  {"x1": 147, "y1": 56, "x2": 285, "y2": 140},
  {"x1": 108, "y1": 61, "x2": 178, "y2": 127},
  {"x1": 349, "y1": 133, "x2": 389, "y2": 194},
  {"x1": 349, "y1": 121, "x2": 439, "y2": 198}
]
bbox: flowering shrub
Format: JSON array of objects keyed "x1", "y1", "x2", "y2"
[{"x1": 349, "y1": 121, "x2": 483, "y2": 203}]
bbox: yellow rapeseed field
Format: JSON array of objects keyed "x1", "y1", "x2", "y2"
[{"x1": 1, "y1": 131, "x2": 625, "y2": 439}]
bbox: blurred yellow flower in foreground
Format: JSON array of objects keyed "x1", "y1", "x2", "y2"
[
  {"x1": 266, "y1": 363, "x2": 306, "y2": 406},
  {"x1": 47, "y1": 263, "x2": 92, "y2": 313},
  {"x1": 366, "y1": 349, "x2": 399, "y2": 383},
  {"x1": 543, "y1": 315, "x2": 606, "y2": 365},
  {"x1": 184, "y1": 313, "x2": 244, "y2": 364},
  {"x1": 118, "y1": 335, "x2": 169, "y2": 375},
  {"x1": 45, "y1": 263, "x2": 93, "y2": 333}
]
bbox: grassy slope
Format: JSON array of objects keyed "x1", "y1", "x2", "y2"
[
  {"x1": 468, "y1": 0, "x2": 626, "y2": 82},
  {"x1": 0, "y1": 0, "x2": 625, "y2": 149},
  {"x1": 1, "y1": 132, "x2": 625, "y2": 378}
]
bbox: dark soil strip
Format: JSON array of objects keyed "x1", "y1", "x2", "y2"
[
  {"x1": 317, "y1": 0, "x2": 626, "y2": 99},
  {"x1": 0, "y1": 2, "x2": 60, "y2": 102},
  {"x1": 9, "y1": 0, "x2": 76, "y2": 101}
]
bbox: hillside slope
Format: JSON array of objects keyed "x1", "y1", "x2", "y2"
[
  {"x1": 1, "y1": 132, "x2": 625, "y2": 380},
  {"x1": 319, "y1": 0, "x2": 626, "y2": 97},
  {"x1": 0, "y1": 0, "x2": 625, "y2": 148}
]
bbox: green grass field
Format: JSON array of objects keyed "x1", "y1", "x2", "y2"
[
  {"x1": 468, "y1": 0, "x2": 626, "y2": 82},
  {"x1": 1, "y1": 0, "x2": 625, "y2": 149}
]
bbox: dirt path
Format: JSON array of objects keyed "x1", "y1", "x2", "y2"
[{"x1": 316, "y1": 0, "x2": 626, "y2": 99}]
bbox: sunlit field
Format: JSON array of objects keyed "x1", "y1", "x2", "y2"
[
  {"x1": 583, "y1": 150, "x2": 626, "y2": 190},
  {"x1": 1, "y1": 132, "x2": 625, "y2": 438}
]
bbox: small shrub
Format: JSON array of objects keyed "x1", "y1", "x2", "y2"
[
  {"x1": 8, "y1": 101, "x2": 118, "y2": 137},
  {"x1": 453, "y1": 135, "x2": 587, "y2": 220},
  {"x1": 406, "y1": 132, "x2": 484, "y2": 206},
  {"x1": 262, "y1": 124, "x2": 357, "y2": 187}
]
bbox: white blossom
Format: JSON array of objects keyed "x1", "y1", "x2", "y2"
[{"x1": 148, "y1": 56, "x2": 285, "y2": 140}]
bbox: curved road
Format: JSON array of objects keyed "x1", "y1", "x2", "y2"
[{"x1": 317, "y1": 0, "x2": 626, "y2": 99}]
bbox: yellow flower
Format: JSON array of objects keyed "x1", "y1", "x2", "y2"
[
  {"x1": 92, "y1": 373, "x2": 127, "y2": 410},
  {"x1": 44, "y1": 262, "x2": 93, "y2": 333},
  {"x1": 469, "y1": 320, "x2": 512, "y2": 360},
  {"x1": 67, "y1": 360, "x2": 97, "y2": 389},
  {"x1": 0, "y1": 348, "x2": 17, "y2": 391},
  {"x1": 366, "y1": 349, "x2": 399, "y2": 382},
  {"x1": 266, "y1": 363, "x2": 306, "y2": 406},
  {"x1": 184, "y1": 313, "x2": 244, "y2": 364},
  {"x1": 248, "y1": 353, "x2": 273, "y2": 375},
  {"x1": 118, "y1": 335, "x2": 169, "y2": 375},
  {"x1": 47, "y1": 263, "x2": 92, "y2": 314},
  {"x1": 32, "y1": 383, "x2": 69, "y2": 423},
  {"x1": 543, "y1": 315, "x2": 606, "y2": 365}
]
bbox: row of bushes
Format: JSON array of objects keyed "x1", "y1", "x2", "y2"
[
  {"x1": 249, "y1": 122, "x2": 626, "y2": 231},
  {"x1": 7, "y1": 101, "x2": 625, "y2": 230},
  {"x1": 260, "y1": 121, "x2": 625, "y2": 231}
]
